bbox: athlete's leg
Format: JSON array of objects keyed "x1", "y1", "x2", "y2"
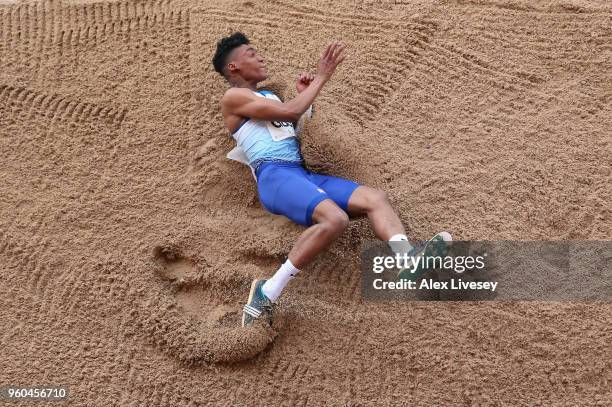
[
  {"x1": 344, "y1": 185, "x2": 405, "y2": 241},
  {"x1": 260, "y1": 199, "x2": 349, "y2": 302},
  {"x1": 344, "y1": 185, "x2": 452, "y2": 280},
  {"x1": 286, "y1": 199, "x2": 349, "y2": 269},
  {"x1": 245, "y1": 198, "x2": 350, "y2": 324}
]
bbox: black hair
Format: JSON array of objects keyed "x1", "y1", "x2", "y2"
[{"x1": 212, "y1": 32, "x2": 250, "y2": 77}]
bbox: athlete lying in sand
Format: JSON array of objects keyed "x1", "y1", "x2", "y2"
[{"x1": 212, "y1": 32, "x2": 451, "y2": 327}]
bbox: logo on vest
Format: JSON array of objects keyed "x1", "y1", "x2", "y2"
[
  {"x1": 266, "y1": 119, "x2": 295, "y2": 141},
  {"x1": 270, "y1": 120, "x2": 294, "y2": 129},
  {"x1": 271, "y1": 121, "x2": 293, "y2": 129}
]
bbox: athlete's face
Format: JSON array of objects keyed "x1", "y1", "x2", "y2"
[{"x1": 227, "y1": 44, "x2": 268, "y2": 81}]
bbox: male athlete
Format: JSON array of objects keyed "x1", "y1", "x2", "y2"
[{"x1": 212, "y1": 32, "x2": 451, "y2": 327}]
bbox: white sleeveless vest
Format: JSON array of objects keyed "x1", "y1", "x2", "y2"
[{"x1": 226, "y1": 90, "x2": 313, "y2": 181}]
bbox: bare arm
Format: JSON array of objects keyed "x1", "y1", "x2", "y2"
[
  {"x1": 223, "y1": 88, "x2": 303, "y2": 122},
  {"x1": 222, "y1": 41, "x2": 346, "y2": 123}
]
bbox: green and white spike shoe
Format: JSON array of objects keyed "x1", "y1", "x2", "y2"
[
  {"x1": 398, "y1": 231, "x2": 453, "y2": 281},
  {"x1": 242, "y1": 279, "x2": 275, "y2": 328}
]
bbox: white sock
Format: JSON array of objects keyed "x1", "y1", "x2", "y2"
[
  {"x1": 388, "y1": 234, "x2": 413, "y2": 254},
  {"x1": 388, "y1": 234, "x2": 412, "y2": 269},
  {"x1": 261, "y1": 258, "x2": 301, "y2": 302}
]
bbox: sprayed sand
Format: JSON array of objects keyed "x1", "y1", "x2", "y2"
[{"x1": 0, "y1": 0, "x2": 610, "y2": 405}]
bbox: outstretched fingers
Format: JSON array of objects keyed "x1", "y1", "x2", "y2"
[
  {"x1": 325, "y1": 41, "x2": 341, "y2": 60},
  {"x1": 331, "y1": 43, "x2": 345, "y2": 62},
  {"x1": 322, "y1": 42, "x2": 334, "y2": 60}
]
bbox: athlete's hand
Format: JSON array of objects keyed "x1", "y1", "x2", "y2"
[
  {"x1": 296, "y1": 71, "x2": 315, "y2": 93},
  {"x1": 316, "y1": 40, "x2": 346, "y2": 81}
]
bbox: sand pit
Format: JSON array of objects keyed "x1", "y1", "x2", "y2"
[{"x1": 1, "y1": 0, "x2": 610, "y2": 405}]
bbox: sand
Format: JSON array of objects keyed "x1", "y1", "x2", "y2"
[{"x1": 0, "y1": 0, "x2": 610, "y2": 405}]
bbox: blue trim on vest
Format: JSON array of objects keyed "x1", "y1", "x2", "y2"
[
  {"x1": 257, "y1": 90, "x2": 275, "y2": 95},
  {"x1": 231, "y1": 117, "x2": 249, "y2": 134}
]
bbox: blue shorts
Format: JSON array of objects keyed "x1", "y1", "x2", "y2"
[{"x1": 255, "y1": 161, "x2": 361, "y2": 226}]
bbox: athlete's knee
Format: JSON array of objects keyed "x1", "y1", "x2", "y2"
[
  {"x1": 369, "y1": 188, "x2": 390, "y2": 208},
  {"x1": 330, "y1": 210, "x2": 350, "y2": 231},
  {"x1": 318, "y1": 208, "x2": 349, "y2": 235}
]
